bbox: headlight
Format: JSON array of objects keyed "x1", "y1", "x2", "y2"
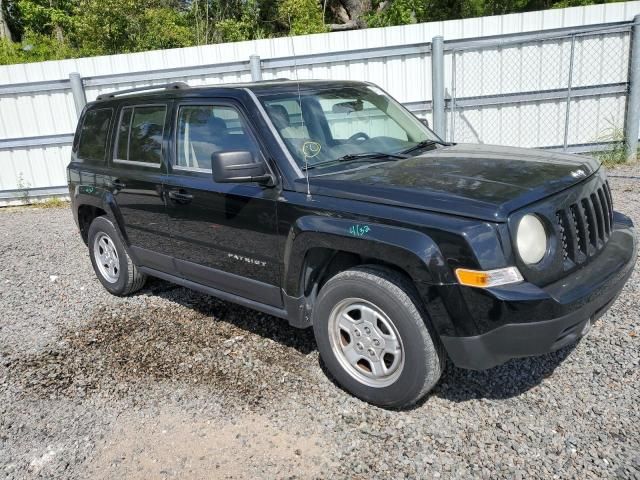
[{"x1": 516, "y1": 214, "x2": 547, "y2": 264}]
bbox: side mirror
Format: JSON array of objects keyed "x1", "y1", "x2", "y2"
[
  {"x1": 211, "y1": 151, "x2": 274, "y2": 185},
  {"x1": 420, "y1": 118, "x2": 430, "y2": 128}
]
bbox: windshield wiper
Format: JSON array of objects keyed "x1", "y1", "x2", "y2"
[
  {"x1": 399, "y1": 139, "x2": 450, "y2": 155},
  {"x1": 302, "y1": 152, "x2": 406, "y2": 171}
]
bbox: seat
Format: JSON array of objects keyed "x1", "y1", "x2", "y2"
[
  {"x1": 266, "y1": 104, "x2": 306, "y2": 139},
  {"x1": 189, "y1": 115, "x2": 228, "y2": 169},
  {"x1": 267, "y1": 104, "x2": 290, "y2": 131}
]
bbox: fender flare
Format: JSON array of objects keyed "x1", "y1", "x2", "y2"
[
  {"x1": 283, "y1": 216, "x2": 456, "y2": 296},
  {"x1": 72, "y1": 184, "x2": 130, "y2": 247}
]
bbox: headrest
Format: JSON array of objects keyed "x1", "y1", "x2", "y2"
[
  {"x1": 188, "y1": 110, "x2": 227, "y2": 132},
  {"x1": 206, "y1": 116, "x2": 227, "y2": 132},
  {"x1": 267, "y1": 104, "x2": 290, "y2": 129},
  {"x1": 189, "y1": 109, "x2": 211, "y2": 125}
]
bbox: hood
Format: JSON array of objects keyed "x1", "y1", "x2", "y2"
[{"x1": 297, "y1": 143, "x2": 600, "y2": 222}]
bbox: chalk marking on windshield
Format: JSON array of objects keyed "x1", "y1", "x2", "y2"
[{"x1": 302, "y1": 141, "x2": 321, "y2": 159}]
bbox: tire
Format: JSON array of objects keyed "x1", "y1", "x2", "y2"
[
  {"x1": 87, "y1": 216, "x2": 147, "y2": 296},
  {"x1": 312, "y1": 266, "x2": 444, "y2": 408}
]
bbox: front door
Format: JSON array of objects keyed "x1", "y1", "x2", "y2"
[
  {"x1": 108, "y1": 102, "x2": 173, "y2": 272},
  {"x1": 164, "y1": 101, "x2": 282, "y2": 307}
]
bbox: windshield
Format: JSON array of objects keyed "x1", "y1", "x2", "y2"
[{"x1": 258, "y1": 84, "x2": 441, "y2": 174}]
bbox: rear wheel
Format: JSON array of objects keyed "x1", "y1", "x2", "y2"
[
  {"x1": 88, "y1": 216, "x2": 146, "y2": 296},
  {"x1": 313, "y1": 266, "x2": 443, "y2": 408}
]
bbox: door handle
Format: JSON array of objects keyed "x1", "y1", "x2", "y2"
[
  {"x1": 168, "y1": 190, "x2": 194, "y2": 202},
  {"x1": 111, "y1": 180, "x2": 126, "y2": 189}
]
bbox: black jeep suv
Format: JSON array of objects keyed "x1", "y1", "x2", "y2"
[{"x1": 68, "y1": 80, "x2": 636, "y2": 408}]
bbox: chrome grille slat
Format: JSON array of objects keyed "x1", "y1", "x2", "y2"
[
  {"x1": 590, "y1": 192, "x2": 605, "y2": 243},
  {"x1": 557, "y1": 179, "x2": 614, "y2": 267},
  {"x1": 582, "y1": 198, "x2": 597, "y2": 250},
  {"x1": 570, "y1": 204, "x2": 587, "y2": 256},
  {"x1": 557, "y1": 212, "x2": 570, "y2": 261},
  {"x1": 604, "y1": 181, "x2": 614, "y2": 227},
  {"x1": 598, "y1": 188, "x2": 611, "y2": 236}
]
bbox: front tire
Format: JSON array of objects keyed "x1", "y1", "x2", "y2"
[
  {"x1": 313, "y1": 266, "x2": 443, "y2": 408},
  {"x1": 87, "y1": 216, "x2": 146, "y2": 296}
]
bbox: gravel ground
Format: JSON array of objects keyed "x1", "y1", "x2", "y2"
[{"x1": 1, "y1": 164, "x2": 639, "y2": 479}]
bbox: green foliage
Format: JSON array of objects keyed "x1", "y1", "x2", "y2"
[
  {"x1": 215, "y1": 18, "x2": 254, "y2": 42},
  {"x1": 74, "y1": 0, "x2": 193, "y2": 55},
  {"x1": 36, "y1": 197, "x2": 68, "y2": 208},
  {"x1": 138, "y1": 7, "x2": 193, "y2": 50},
  {"x1": 0, "y1": 32, "x2": 77, "y2": 64},
  {"x1": 0, "y1": 0, "x2": 628, "y2": 65},
  {"x1": 16, "y1": 0, "x2": 75, "y2": 38},
  {"x1": 596, "y1": 122, "x2": 633, "y2": 166},
  {"x1": 277, "y1": 0, "x2": 326, "y2": 35},
  {"x1": 366, "y1": 0, "x2": 624, "y2": 28},
  {"x1": 367, "y1": 0, "x2": 421, "y2": 27},
  {"x1": 212, "y1": 0, "x2": 266, "y2": 42},
  {"x1": 15, "y1": 171, "x2": 30, "y2": 204}
]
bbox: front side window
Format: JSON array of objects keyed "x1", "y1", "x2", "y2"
[
  {"x1": 114, "y1": 105, "x2": 166, "y2": 165},
  {"x1": 175, "y1": 105, "x2": 258, "y2": 171},
  {"x1": 259, "y1": 85, "x2": 440, "y2": 175},
  {"x1": 76, "y1": 108, "x2": 113, "y2": 164}
]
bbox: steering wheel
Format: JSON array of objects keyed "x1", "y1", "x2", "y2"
[{"x1": 348, "y1": 132, "x2": 370, "y2": 143}]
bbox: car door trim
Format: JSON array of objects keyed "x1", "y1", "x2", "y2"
[
  {"x1": 138, "y1": 266, "x2": 288, "y2": 320},
  {"x1": 130, "y1": 245, "x2": 282, "y2": 308},
  {"x1": 175, "y1": 256, "x2": 283, "y2": 307}
]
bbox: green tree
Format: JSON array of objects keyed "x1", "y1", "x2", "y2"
[
  {"x1": 1, "y1": 0, "x2": 14, "y2": 40},
  {"x1": 212, "y1": 0, "x2": 267, "y2": 43},
  {"x1": 73, "y1": 0, "x2": 193, "y2": 54},
  {"x1": 16, "y1": 0, "x2": 75, "y2": 41},
  {"x1": 278, "y1": 0, "x2": 326, "y2": 35},
  {"x1": 0, "y1": 0, "x2": 629, "y2": 65}
]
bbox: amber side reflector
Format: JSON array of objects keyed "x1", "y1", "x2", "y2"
[{"x1": 455, "y1": 267, "x2": 523, "y2": 288}]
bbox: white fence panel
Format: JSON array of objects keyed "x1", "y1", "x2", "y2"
[{"x1": 1, "y1": 1, "x2": 640, "y2": 202}]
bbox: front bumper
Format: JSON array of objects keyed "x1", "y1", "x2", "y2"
[{"x1": 441, "y1": 212, "x2": 636, "y2": 370}]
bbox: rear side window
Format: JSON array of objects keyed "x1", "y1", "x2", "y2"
[
  {"x1": 114, "y1": 105, "x2": 167, "y2": 166},
  {"x1": 76, "y1": 108, "x2": 113, "y2": 164}
]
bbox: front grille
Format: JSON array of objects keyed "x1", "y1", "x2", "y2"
[{"x1": 556, "y1": 181, "x2": 614, "y2": 266}]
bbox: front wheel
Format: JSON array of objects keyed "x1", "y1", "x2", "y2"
[{"x1": 313, "y1": 266, "x2": 444, "y2": 408}]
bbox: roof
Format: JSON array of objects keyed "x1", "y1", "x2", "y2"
[{"x1": 92, "y1": 79, "x2": 370, "y2": 104}]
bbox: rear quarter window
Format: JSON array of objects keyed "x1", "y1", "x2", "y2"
[
  {"x1": 75, "y1": 108, "x2": 113, "y2": 164},
  {"x1": 114, "y1": 105, "x2": 167, "y2": 166}
]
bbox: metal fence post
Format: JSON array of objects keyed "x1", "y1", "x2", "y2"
[
  {"x1": 625, "y1": 15, "x2": 640, "y2": 161},
  {"x1": 250, "y1": 55, "x2": 262, "y2": 81},
  {"x1": 69, "y1": 72, "x2": 86, "y2": 118},
  {"x1": 431, "y1": 36, "x2": 446, "y2": 139},
  {"x1": 563, "y1": 35, "x2": 576, "y2": 152}
]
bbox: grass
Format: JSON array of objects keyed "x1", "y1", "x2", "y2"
[
  {"x1": 2, "y1": 197, "x2": 71, "y2": 209},
  {"x1": 594, "y1": 122, "x2": 639, "y2": 167},
  {"x1": 35, "y1": 197, "x2": 69, "y2": 208}
]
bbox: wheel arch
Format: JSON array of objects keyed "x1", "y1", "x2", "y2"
[
  {"x1": 73, "y1": 189, "x2": 129, "y2": 246},
  {"x1": 282, "y1": 216, "x2": 457, "y2": 331}
]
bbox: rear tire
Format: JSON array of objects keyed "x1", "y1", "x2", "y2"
[
  {"x1": 87, "y1": 216, "x2": 146, "y2": 296},
  {"x1": 312, "y1": 266, "x2": 444, "y2": 408}
]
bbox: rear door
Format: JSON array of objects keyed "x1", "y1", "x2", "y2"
[
  {"x1": 164, "y1": 100, "x2": 282, "y2": 307},
  {"x1": 108, "y1": 102, "x2": 173, "y2": 272}
]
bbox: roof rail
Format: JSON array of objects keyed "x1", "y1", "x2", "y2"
[{"x1": 95, "y1": 82, "x2": 189, "y2": 101}]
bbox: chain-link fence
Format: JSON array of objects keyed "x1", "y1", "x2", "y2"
[{"x1": 445, "y1": 25, "x2": 633, "y2": 153}]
